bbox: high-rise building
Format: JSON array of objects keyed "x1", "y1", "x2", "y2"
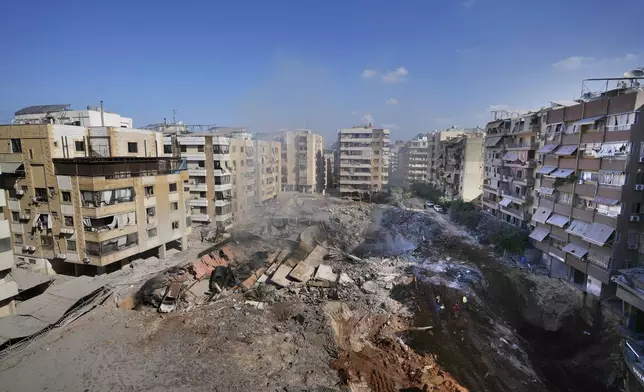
[
  {"x1": 254, "y1": 140, "x2": 281, "y2": 202},
  {"x1": 403, "y1": 134, "x2": 429, "y2": 184},
  {"x1": 481, "y1": 110, "x2": 543, "y2": 229},
  {"x1": 338, "y1": 126, "x2": 390, "y2": 197},
  {"x1": 323, "y1": 149, "x2": 336, "y2": 189},
  {"x1": 0, "y1": 124, "x2": 191, "y2": 276},
  {"x1": 161, "y1": 134, "x2": 233, "y2": 230},
  {"x1": 388, "y1": 140, "x2": 406, "y2": 186},
  {"x1": 433, "y1": 134, "x2": 484, "y2": 201},
  {"x1": 427, "y1": 128, "x2": 478, "y2": 189},
  {"x1": 527, "y1": 80, "x2": 643, "y2": 300},
  {"x1": 276, "y1": 130, "x2": 325, "y2": 193},
  {"x1": 229, "y1": 135, "x2": 257, "y2": 220}
]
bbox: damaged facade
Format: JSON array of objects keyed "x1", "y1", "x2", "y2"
[
  {"x1": 399, "y1": 134, "x2": 429, "y2": 185},
  {"x1": 338, "y1": 126, "x2": 390, "y2": 197},
  {"x1": 0, "y1": 187, "x2": 17, "y2": 317},
  {"x1": 0, "y1": 124, "x2": 192, "y2": 276},
  {"x1": 275, "y1": 129, "x2": 325, "y2": 193}
]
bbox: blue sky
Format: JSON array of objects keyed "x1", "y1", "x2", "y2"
[{"x1": 0, "y1": 0, "x2": 641, "y2": 142}]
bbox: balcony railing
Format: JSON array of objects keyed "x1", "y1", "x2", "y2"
[{"x1": 86, "y1": 233, "x2": 138, "y2": 257}]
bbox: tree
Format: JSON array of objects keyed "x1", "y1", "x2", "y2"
[{"x1": 409, "y1": 182, "x2": 442, "y2": 202}]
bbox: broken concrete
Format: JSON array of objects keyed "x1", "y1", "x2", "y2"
[
  {"x1": 288, "y1": 262, "x2": 315, "y2": 283},
  {"x1": 314, "y1": 265, "x2": 337, "y2": 283},
  {"x1": 270, "y1": 264, "x2": 293, "y2": 287}
]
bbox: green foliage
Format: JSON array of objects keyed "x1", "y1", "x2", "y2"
[
  {"x1": 388, "y1": 187, "x2": 411, "y2": 206},
  {"x1": 409, "y1": 182, "x2": 442, "y2": 202}
]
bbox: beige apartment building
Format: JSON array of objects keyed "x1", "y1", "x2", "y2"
[
  {"x1": 0, "y1": 124, "x2": 191, "y2": 276},
  {"x1": 388, "y1": 140, "x2": 406, "y2": 186},
  {"x1": 525, "y1": 82, "x2": 644, "y2": 302},
  {"x1": 162, "y1": 134, "x2": 233, "y2": 230},
  {"x1": 338, "y1": 126, "x2": 390, "y2": 197},
  {"x1": 276, "y1": 130, "x2": 325, "y2": 193},
  {"x1": 323, "y1": 149, "x2": 335, "y2": 189},
  {"x1": 254, "y1": 139, "x2": 281, "y2": 202},
  {"x1": 427, "y1": 128, "x2": 478, "y2": 190},
  {"x1": 433, "y1": 134, "x2": 484, "y2": 202},
  {"x1": 481, "y1": 110, "x2": 543, "y2": 229},
  {"x1": 402, "y1": 134, "x2": 429, "y2": 184},
  {"x1": 229, "y1": 136, "x2": 257, "y2": 219},
  {"x1": 0, "y1": 186, "x2": 18, "y2": 316}
]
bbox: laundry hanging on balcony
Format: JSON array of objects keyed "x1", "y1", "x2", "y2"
[{"x1": 502, "y1": 151, "x2": 519, "y2": 161}]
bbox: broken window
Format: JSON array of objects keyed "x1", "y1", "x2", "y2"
[
  {"x1": 64, "y1": 216, "x2": 74, "y2": 226},
  {"x1": 172, "y1": 221, "x2": 179, "y2": 230},
  {"x1": 171, "y1": 202, "x2": 178, "y2": 211},
  {"x1": 147, "y1": 228, "x2": 157, "y2": 238},
  {"x1": 127, "y1": 142, "x2": 138, "y2": 153},
  {"x1": 164, "y1": 145, "x2": 172, "y2": 154},
  {"x1": 606, "y1": 112, "x2": 638, "y2": 131},
  {"x1": 61, "y1": 191, "x2": 71, "y2": 203},
  {"x1": 169, "y1": 183, "x2": 178, "y2": 192},
  {"x1": 10, "y1": 139, "x2": 22, "y2": 153},
  {"x1": 80, "y1": 188, "x2": 134, "y2": 207},
  {"x1": 75, "y1": 140, "x2": 85, "y2": 152}
]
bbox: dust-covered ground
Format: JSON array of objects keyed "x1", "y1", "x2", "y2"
[{"x1": 0, "y1": 193, "x2": 620, "y2": 392}]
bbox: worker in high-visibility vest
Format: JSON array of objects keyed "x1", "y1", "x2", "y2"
[{"x1": 462, "y1": 295, "x2": 468, "y2": 310}]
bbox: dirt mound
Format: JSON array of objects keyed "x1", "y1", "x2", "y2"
[{"x1": 326, "y1": 302, "x2": 467, "y2": 392}]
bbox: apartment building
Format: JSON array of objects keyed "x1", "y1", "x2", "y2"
[
  {"x1": 0, "y1": 186, "x2": 17, "y2": 317},
  {"x1": 338, "y1": 126, "x2": 390, "y2": 197},
  {"x1": 13, "y1": 104, "x2": 133, "y2": 128},
  {"x1": 276, "y1": 130, "x2": 325, "y2": 193},
  {"x1": 161, "y1": 134, "x2": 233, "y2": 230},
  {"x1": 433, "y1": 134, "x2": 484, "y2": 202},
  {"x1": 388, "y1": 140, "x2": 406, "y2": 186},
  {"x1": 403, "y1": 134, "x2": 429, "y2": 184},
  {"x1": 526, "y1": 81, "x2": 644, "y2": 301},
  {"x1": 0, "y1": 124, "x2": 191, "y2": 276},
  {"x1": 427, "y1": 128, "x2": 477, "y2": 189},
  {"x1": 229, "y1": 136, "x2": 257, "y2": 220},
  {"x1": 323, "y1": 149, "x2": 335, "y2": 189},
  {"x1": 254, "y1": 139, "x2": 281, "y2": 202},
  {"x1": 481, "y1": 111, "x2": 543, "y2": 229}
]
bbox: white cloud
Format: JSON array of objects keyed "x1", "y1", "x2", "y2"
[
  {"x1": 463, "y1": 0, "x2": 476, "y2": 9},
  {"x1": 361, "y1": 69, "x2": 377, "y2": 79},
  {"x1": 552, "y1": 56, "x2": 595, "y2": 71},
  {"x1": 351, "y1": 111, "x2": 358, "y2": 116},
  {"x1": 382, "y1": 67, "x2": 408, "y2": 83},
  {"x1": 386, "y1": 98, "x2": 399, "y2": 105}
]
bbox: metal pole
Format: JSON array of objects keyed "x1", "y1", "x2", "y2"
[{"x1": 100, "y1": 101, "x2": 105, "y2": 127}]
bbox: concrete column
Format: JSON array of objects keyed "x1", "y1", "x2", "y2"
[
  {"x1": 74, "y1": 264, "x2": 80, "y2": 277},
  {"x1": 96, "y1": 266, "x2": 106, "y2": 275},
  {"x1": 180, "y1": 235, "x2": 188, "y2": 251},
  {"x1": 158, "y1": 243, "x2": 167, "y2": 259}
]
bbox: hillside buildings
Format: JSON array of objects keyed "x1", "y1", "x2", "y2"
[
  {"x1": 388, "y1": 140, "x2": 407, "y2": 186},
  {"x1": 0, "y1": 124, "x2": 191, "y2": 276},
  {"x1": 402, "y1": 134, "x2": 429, "y2": 184},
  {"x1": 338, "y1": 126, "x2": 390, "y2": 197}
]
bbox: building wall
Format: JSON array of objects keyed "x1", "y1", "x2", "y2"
[
  {"x1": 14, "y1": 110, "x2": 133, "y2": 128},
  {"x1": 277, "y1": 130, "x2": 324, "y2": 193},
  {"x1": 338, "y1": 127, "x2": 390, "y2": 196},
  {"x1": 0, "y1": 124, "x2": 190, "y2": 276},
  {"x1": 255, "y1": 140, "x2": 281, "y2": 202},
  {"x1": 0, "y1": 186, "x2": 17, "y2": 316},
  {"x1": 461, "y1": 136, "x2": 484, "y2": 202},
  {"x1": 230, "y1": 138, "x2": 256, "y2": 221}
]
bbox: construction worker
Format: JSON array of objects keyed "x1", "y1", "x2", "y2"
[
  {"x1": 435, "y1": 295, "x2": 442, "y2": 315},
  {"x1": 453, "y1": 303, "x2": 461, "y2": 318},
  {"x1": 462, "y1": 295, "x2": 468, "y2": 310}
]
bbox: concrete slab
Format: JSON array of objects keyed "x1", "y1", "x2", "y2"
[
  {"x1": 302, "y1": 245, "x2": 328, "y2": 268},
  {"x1": 289, "y1": 262, "x2": 315, "y2": 283},
  {"x1": 284, "y1": 257, "x2": 300, "y2": 268},
  {"x1": 276, "y1": 248, "x2": 291, "y2": 263},
  {"x1": 188, "y1": 279, "x2": 211, "y2": 297},
  {"x1": 338, "y1": 273, "x2": 355, "y2": 286},
  {"x1": 314, "y1": 265, "x2": 337, "y2": 282},
  {"x1": 270, "y1": 264, "x2": 293, "y2": 287},
  {"x1": 265, "y1": 261, "x2": 280, "y2": 276}
]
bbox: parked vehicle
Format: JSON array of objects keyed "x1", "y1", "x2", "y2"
[
  {"x1": 432, "y1": 204, "x2": 445, "y2": 213},
  {"x1": 424, "y1": 201, "x2": 435, "y2": 209}
]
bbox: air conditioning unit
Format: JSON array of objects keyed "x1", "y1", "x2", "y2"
[
  {"x1": 82, "y1": 257, "x2": 91, "y2": 264},
  {"x1": 635, "y1": 184, "x2": 644, "y2": 191},
  {"x1": 640, "y1": 157, "x2": 644, "y2": 163},
  {"x1": 28, "y1": 246, "x2": 35, "y2": 252},
  {"x1": 15, "y1": 189, "x2": 24, "y2": 196},
  {"x1": 21, "y1": 245, "x2": 29, "y2": 251},
  {"x1": 18, "y1": 214, "x2": 30, "y2": 220},
  {"x1": 629, "y1": 215, "x2": 641, "y2": 222},
  {"x1": 54, "y1": 253, "x2": 67, "y2": 260},
  {"x1": 60, "y1": 228, "x2": 74, "y2": 234},
  {"x1": 628, "y1": 243, "x2": 639, "y2": 250}
]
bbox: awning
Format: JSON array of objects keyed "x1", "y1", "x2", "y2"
[
  {"x1": 546, "y1": 214, "x2": 569, "y2": 228},
  {"x1": 593, "y1": 196, "x2": 620, "y2": 206},
  {"x1": 484, "y1": 136, "x2": 502, "y2": 147},
  {"x1": 538, "y1": 187, "x2": 555, "y2": 195},
  {"x1": 499, "y1": 198, "x2": 512, "y2": 207},
  {"x1": 566, "y1": 219, "x2": 590, "y2": 237},
  {"x1": 529, "y1": 227, "x2": 550, "y2": 242},
  {"x1": 555, "y1": 145, "x2": 578, "y2": 156},
  {"x1": 563, "y1": 242, "x2": 589, "y2": 259},
  {"x1": 599, "y1": 169, "x2": 624, "y2": 175},
  {"x1": 32, "y1": 213, "x2": 41, "y2": 228},
  {"x1": 538, "y1": 144, "x2": 559, "y2": 154},
  {"x1": 0, "y1": 162, "x2": 23, "y2": 174},
  {"x1": 536, "y1": 166, "x2": 557, "y2": 175},
  {"x1": 502, "y1": 151, "x2": 519, "y2": 161},
  {"x1": 573, "y1": 116, "x2": 605, "y2": 126},
  {"x1": 551, "y1": 168, "x2": 575, "y2": 178},
  {"x1": 532, "y1": 207, "x2": 553, "y2": 224},
  {"x1": 582, "y1": 222, "x2": 615, "y2": 246}
]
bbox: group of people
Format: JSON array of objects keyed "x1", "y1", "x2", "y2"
[{"x1": 435, "y1": 295, "x2": 468, "y2": 319}]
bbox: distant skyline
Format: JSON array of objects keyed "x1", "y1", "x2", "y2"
[{"x1": 0, "y1": 0, "x2": 641, "y2": 141}]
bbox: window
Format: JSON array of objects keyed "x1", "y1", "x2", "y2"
[
  {"x1": 180, "y1": 145, "x2": 187, "y2": 153},
  {"x1": 146, "y1": 207, "x2": 156, "y2": 217},
  {"x1": 599, "y1": 171, "x2": 626, "y2": 187},
  {"x1": 171, "y1": 202, "x2": 178, "y2": 211},
  {"x1": 64, "y1": 216, "x2": 74, "y2": 226},
  {"x1": 232, "y1": 146, "x2": 236, "y2": 153},
  {"x1": 169, "y1": 183, "x2": 177, "y2": 192},
  {"x1": 241, "y1": 147, "x2": 244, "y2": 153},
  {"x1": 29, "y1": 149, "x2": 33, "y2": 159},
  {"x1": 10, "y1": 139, "x2": 22, "y2": 153},
  {"x1": 164, "y1": 145, "x2": 172, "y2": 154},
  {"x1": 40, "y1": 235, "x2": 54, "y2": 250},
  {"x1": 587, "y1": 250, "x2": 611, "y2": 268},
  {"x1": 147, "y1": 228, "x2": 157, "y2": 238},
  {"x1": 61, "y1": 191, "x2": 71, "y2": 203},
  {"x1": 127, "y1": 142, "x2": 138, "y2": 153},
  {"x1": 606, "y1": 112, "x2": 638, "y2": 131},
  {"x1": 550, "y1": 235, "x2": 566, "y2": 251},
  {"x1": 558, "y1": 192, "x2": 573, "y2": 205},
  {"x1": 34, "y1": 188, "x2": 48, "y2": 201},
  {"x1": 197, "y1": 160, "x2": 205, "y2": 168},
  {"x1": 67, "y1": 240, "x2": 77, "y2": 252},
  {"x1": 11, "y1": 211, "x2": 19, "y2": 221},
  {"x1": 144, "y1": 186, "x2": 154, "y2": 196},
  {"x1": 172, "y1": 221, "x2": 179, "y2": 230},
  {"x1": 13, "y1": 234, "x2": 23, "y2": 245},
  {"x1": 197, "y1": 145, "x2": 204, "y2": 152},
  {"x1": 75, "y1": 141, "x2": 85, "y2": 152},
  {"x1": 633, "y1": 203, "x2": 643, "y2": 214},
  {"x1": 581, "y1": 171, "x2": 599, "y2": 183}
]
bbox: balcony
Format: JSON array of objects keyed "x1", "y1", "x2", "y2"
[
  {"x1": 505, "y1": 142, "x2": 538, "y2": 150},
  {"x1": 500, "y1": 189, "x2": 532, "y2": 204},
  {"x1": 188, "y1": 168, "x2": 207, "y2": 176},
  {"x1": 501, "y1": 206, "x2": 529, "y2": 221},
  {"x1": 214, "y1": 183, "x2": 232, "y2": 192},
  {"x1": 482, "y1": 198, "x2": 499, "y2": 209},
  {"x1": 188, "y1": 183, "x2": 208, "y2": 192},
  {"x1": 504, "y1": 159, "x2": 537, "y2": 168},
  {"x1": 512, "y1": 177, "x2": 535, "y2": 186},
  {"x1": 191, "y1": 214, "x2": 211, "y2": 223},
  {"x1": 215, "y1": 212, "x2": 233, "y2": 222},
  {"x1": 85, "y1": 233, "x2": 138, "y2": 258},
  {"x1": 53, "y1": 157, "x2": 186, "y2": 179},
  {"x1": 189, "y1": 198, "x2": 208, "y2": 207}
]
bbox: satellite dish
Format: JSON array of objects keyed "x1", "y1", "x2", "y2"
[{"x1": 624, "y1": 68, "x2": 644, "y2": 78}]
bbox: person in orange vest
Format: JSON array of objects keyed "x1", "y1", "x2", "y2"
[{"x1": 453, "y1": 303, "x2": 461, "y2": 318}]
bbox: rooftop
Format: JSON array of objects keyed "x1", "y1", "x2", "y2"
[
  {"x1": 52, "y1": 157, "x2": 186, "y2": 178},
  {"x1": 14, "y1": 104, "x2": 71, "y2": 116}
]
